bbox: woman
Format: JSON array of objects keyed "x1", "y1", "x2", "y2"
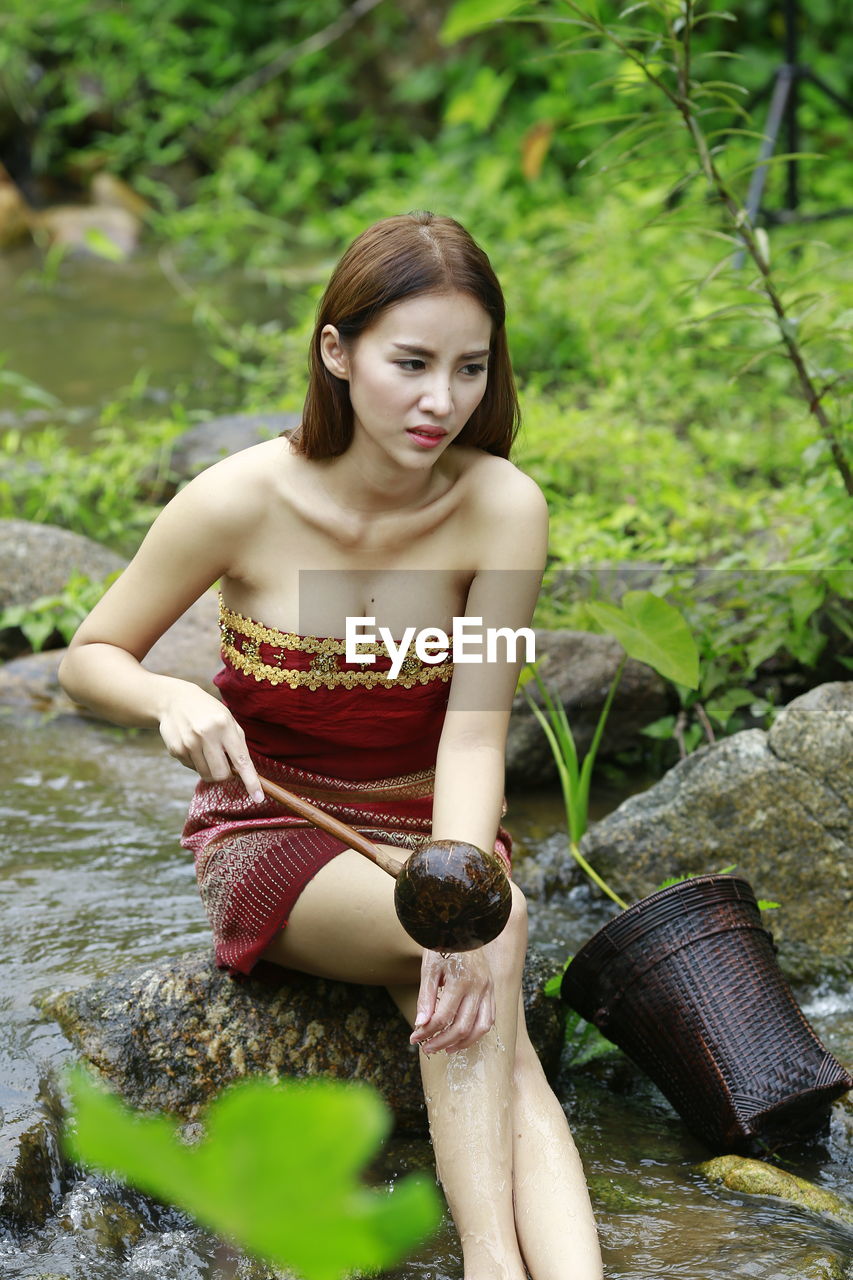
[{"x1": 59, "y1": 211, "x2": 604, "y2": 1280}]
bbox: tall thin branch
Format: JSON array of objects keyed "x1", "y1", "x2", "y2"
[{"x1": 559, "y1": 0, "x2": 853, "y2": 495}]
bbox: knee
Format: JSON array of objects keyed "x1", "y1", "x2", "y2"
[
  {"x1": 507, "y1": 881, "x2": 528, "y2": 941},
  {"x1": 491, "y1": 880, "x2": 528, "y2": 965},
  {"x1": 513, "y1": 1020, "x2": 546, "y2": 1091}
]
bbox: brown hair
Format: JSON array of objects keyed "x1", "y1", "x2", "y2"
[{"x1": 293, "y1": 211, "x2": 520, "y2": 459}]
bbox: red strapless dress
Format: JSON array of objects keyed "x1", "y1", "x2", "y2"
[{"x1": 182, "y1": 600, "x2": 512, "y2": 975}]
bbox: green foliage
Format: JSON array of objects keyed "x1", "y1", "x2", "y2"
[
  {"x1": 2, "y1": 0, "x2": 850, "y2": 731},
  {"x1": 0, "y1": 418, "x2": 182, "y2": 555},
  {"x1": 66, "y1": 1068, "x2": 441, "y2": 1280},
  {"x1": 522, "y1": 590, "x2": 698, "y2": 906},
  {"x1": 440, "y1": 0, "x2": 526, "y2": 43},
  {"x1": 0, "y1": 570, "x2": 120, "y2": 651},
  {"x1": 544, "y1": 961, "x2": 619, "y2": 1064},
  {"x1": 563, "y1": 1009, "x2": 621, "y2": 1068}
]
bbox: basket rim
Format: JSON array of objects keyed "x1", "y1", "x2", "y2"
[{"x1": 562, "y1": 874, "x2": 759, "y2": 982}]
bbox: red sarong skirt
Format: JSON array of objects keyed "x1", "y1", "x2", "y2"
[{"x1": 182, "y1": 750, "x2": 512, "y2": 976}]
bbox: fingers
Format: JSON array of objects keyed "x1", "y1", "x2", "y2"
[
  {"x1": 159, "y1": 692, "x2": 263, "y2": 802},
  {"x1": 223, "y1": 743, "x2": 264, "y2": 804},
  {"x1": 411, "y1": 956, "x2": 441, "y2": 1037},
  {"x1": 410, "y1": 953, "x2": 496, "y2": 1055}
]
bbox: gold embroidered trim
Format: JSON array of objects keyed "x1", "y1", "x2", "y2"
[
  {"x1": 219, "y1": 600, "x2": 454, "y2": 690},
  {"x1": 277, "y1": 772, "x2": 436, "y2": 804}
]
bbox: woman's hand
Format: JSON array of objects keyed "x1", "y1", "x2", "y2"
[
  {"x1": 410, "y1": 947, "x2": 496, "y2": 1055},
  {"x1": 158, "y1": 682, "x2": 264, "y2": 802}
]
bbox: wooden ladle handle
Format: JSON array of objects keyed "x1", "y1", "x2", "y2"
[{"x1": 257, "y1": 774, "x2": 401, "y2": 880}]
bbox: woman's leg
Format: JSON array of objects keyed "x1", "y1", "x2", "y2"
[
  {"x1": 261, "y1": 852, "x2": 603, "y2": 1279},
  {"x1": 262, "y1": 849, "x2": 529, "y2": 1280},
  {"x1": 510, "y1": 996, "x2": 603, "y2": 1280},
  {"x1": 388, "y1": 882, "x2": 531, "y2": 1280}
]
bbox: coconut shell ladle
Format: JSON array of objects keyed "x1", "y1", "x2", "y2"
[{"x1": 257, "y1": 774, "x2": 511, "y2": 952}]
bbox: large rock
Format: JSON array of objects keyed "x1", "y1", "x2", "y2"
[
  {"x1": 43, "y1": 946, "x2": 564, "y2": 1135},
  {"x1": 0, "y1": 650, "x2": 80, "y2": 716},
  {"x1": 574, "y1": 683, "x2": 852, "y2": 981},
  {"x1": 505, "y1": 629, "x2": 672, "y2": 786},
  {"x1": 141, "y1": 590, "x2": 221, "y2": 692},
  {"x1": 0, "y1": 520, "x2": 125, "y2": 658},
  {"x1": 28, "y1": 204, "x2": 141, "y2": 259},
  {"x1": 163, "y1": 412, "x2": 300, "y2": 493}
]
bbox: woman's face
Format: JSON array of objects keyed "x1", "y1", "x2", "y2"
[{"x1": 321, "y1": 291, "x2": 492, "y2": 468}]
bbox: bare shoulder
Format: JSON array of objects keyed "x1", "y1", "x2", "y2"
[
  {"x1": 66, "y1": 439, "x2": 294, "y2": 656},
  {"x1": 141, "y1": 438, "x2": 295, "y2": 574},
  {"x1": 447, "y1": 448, "x2": 548, "y2": 574},
  {"x1": 455, "y1": 448, "x2": 548, "y2": 530},
  {"x1": 174, "y1": 437, "x2": 292, "y2": 526}
]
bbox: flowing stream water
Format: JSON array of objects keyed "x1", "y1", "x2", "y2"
[
  {"x1": 0, "y1": 251, "x2": 851, "y2": 1278},
  {"x1": 0, "y1": 712, "x2": 850, "y2": 1280},
  {"x1": 0, "y1": 244, "x2": 292, "y2": 434}
]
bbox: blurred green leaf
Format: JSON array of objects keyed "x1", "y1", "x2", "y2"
[
  {"x1": 66, "y1": 1069, "x2": 441, "y2": 1280},
  {"x1": 704, "y1": 687, "x2": 755, "y2": 728},
  {"x1": 445, "y1": 66, "x2": 515, "y2": 130},
  {"x1": 564, "y1": 1010, "x2": 620, "y2": 1067},
  {"x1": 441, "y1": 0, "x2": 525, "y2": 44},
  {"x1": 82, "y1": 227, "x2": 128, "y2": 262}
]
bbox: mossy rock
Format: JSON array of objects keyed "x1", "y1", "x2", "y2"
[
  {"x1": 43, "y1": 945, "x2": 563, "y2": 1136},
  {"x1": 698, "y1": 1154, "x2": 853, "y2": 1228}
]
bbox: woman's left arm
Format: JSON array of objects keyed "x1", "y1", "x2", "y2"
[
  {"x1": 431, "y1": 465, "x2": 549, "y2": 849},
  {"x1": 410, "y1": 465, "x2": 549, "y2": 1054}
]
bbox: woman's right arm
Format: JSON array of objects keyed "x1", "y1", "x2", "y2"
[{"x1": 58, "y1": 463, "x2": 264, "y2": 801}]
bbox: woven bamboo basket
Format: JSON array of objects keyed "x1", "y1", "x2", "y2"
[{"x1": 561, "y1": 874, "x2": 852, "y2": 1151}]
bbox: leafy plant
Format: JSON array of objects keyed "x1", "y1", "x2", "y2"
[
  {"x1": 65, "y1": 1067, "x2": 441, "y2": 1280},
  {"x1": 0, "y1": 570, "x2": 121, "y2": 651},
  {"x1": 0, "y1": 419, "x2": 182, "y2": 555},
  {"x1": 522, "y1": 589, "x2": 699, "y2": 908},
  {"x1": 442, "y1": 0, "x2": 853, "y2": 497}
]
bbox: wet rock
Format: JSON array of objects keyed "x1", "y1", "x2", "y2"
[
  {"x1": 800, "y1": 1254, "x2": 848, "y2": 1280},
  {"x1": 43, "y1": 945, "x2": 564, "y2": 1135},
  {"x1": 0, "y1": 649, "x2": 79, "y2": 716},
  {"x1": 163, "y1": 412, "x2": 300, "y2": 493},
  {"x1": 798, "y1": 1251, "x2": 848, "y2": 1280},
  {"x1": 505, "y1": 629, "x2": 671, "y2": 788},
  {"x1": 0, "y1": 1066, "x2": 66, "y2": 1230},
  {"x1": 697, "y1": 1154, "x2": 853, "y2": 1227},
  {"x1": 519, "y1": 945, "x2": 564, "y2": 1079},
  {"x1": 586, "y1": 1172, "x2": 661, "y2": 1213},
  {"x1": 90, "y1": 172, "x2": 150, "y2": 220},
  {"x1": 0, "y1": 520, "x2": 124, "y2": 658},
  {"x1": 58, "y1": 1183, "x2": 147, "y2": 1253},
  {"x1": 574, "y1": 683, "x2": 852, "y2": 980}
]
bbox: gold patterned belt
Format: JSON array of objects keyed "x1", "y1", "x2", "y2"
[{"x1": 218, "y1": 599, "x2": 454, "y2": 691}]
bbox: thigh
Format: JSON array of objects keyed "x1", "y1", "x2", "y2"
[{"x1": 260, "y1": 843, "x2": 424, "y2": 986}]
